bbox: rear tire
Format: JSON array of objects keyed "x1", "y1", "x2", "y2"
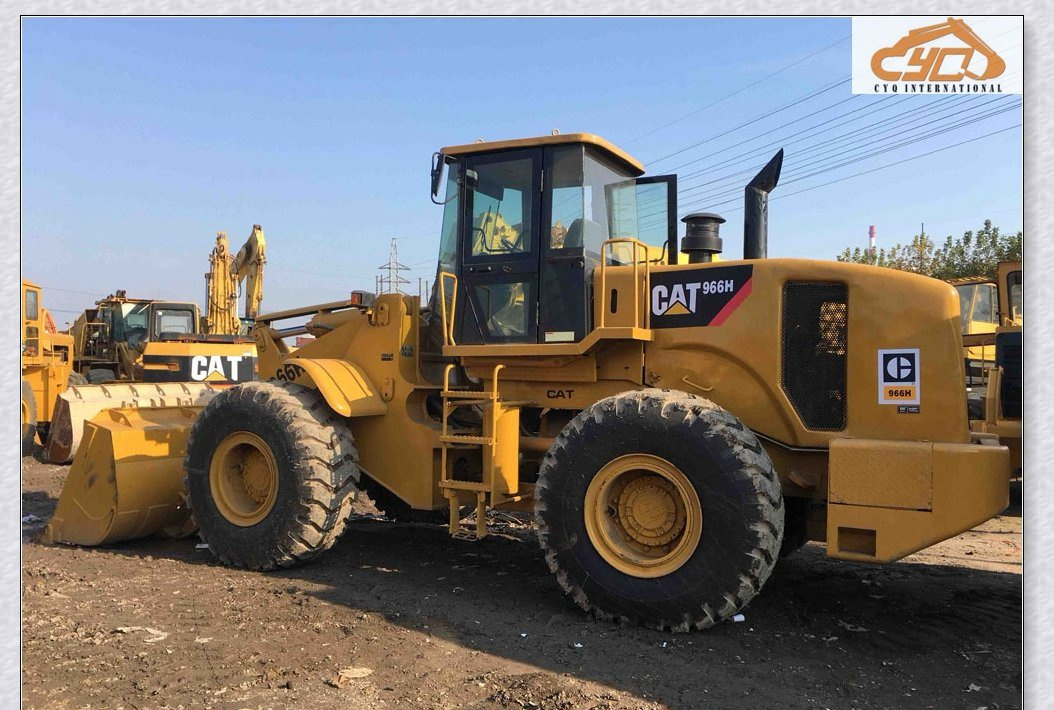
[
  {"x1": 184, "y1": 381, "x2": 360, "y2": 570},
  {"x1": 535, "y1": 389, "x2": 783, "y2": 631},
  {"x1": 21, "y1": 379, "x2": 37, "y2": 454}
]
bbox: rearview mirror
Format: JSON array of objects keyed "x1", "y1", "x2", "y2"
[{"x1": 430, "y1": 152, "x2": 446, "y2": 199}]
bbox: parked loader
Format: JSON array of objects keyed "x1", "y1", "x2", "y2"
[
  {"x1": 45, "y1": 133, "x2": 1010, "y2": 631},
  {"x1": 21, "y1": 280, "x2": 84, "y2": 452},
  {"x1": 43, "y1": 228, "x2": 266, "y2": 464},
  {"x1": 964, "y1": 260, "x2": 1022, "y2": 473}
]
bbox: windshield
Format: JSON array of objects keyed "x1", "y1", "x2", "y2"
[{"x1": 155, "y1": 308, "x2": 196, "y2": 335}]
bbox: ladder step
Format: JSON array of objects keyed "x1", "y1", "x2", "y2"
[
  {"x1": 441, "y1": 390, "x2": 497, "y2": 399},
  {"x1": 439, "y1": 480, "x2": 490, "y2": 492},
  {"x1": 443, "y1": 398, "x2": 492, "y2": 407},
  {"x1": 440, "y1": 434, "x2": 494, "y2": 445}
]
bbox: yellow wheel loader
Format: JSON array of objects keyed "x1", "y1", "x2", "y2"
[
  {"x1": 45, "y1": 133, "x2": 1010, "y2": 631},
  {"x1": 964, "y1": 260, "x2": 1022, "y2": 474},
  {"x1": 21, "y1": 280, "x2": 81, "y2": 453}
]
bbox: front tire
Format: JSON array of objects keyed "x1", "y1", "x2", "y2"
[
  {"x1": 21, "y1": 379, "x2": 37, "y2": 454},
  {"x1": 184, "y1": 381, "x2": 360, "y2": 570},
  {"x1": 535, "y1": 389, "x2": 784, "y2": 631}
]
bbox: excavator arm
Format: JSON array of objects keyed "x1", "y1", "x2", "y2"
[
  {"x1": 204, "y1": 224, "x2": 267, "y2": 335},
  {"x1": 230, "y1": 224, "x2": 266, "y2": 327}
]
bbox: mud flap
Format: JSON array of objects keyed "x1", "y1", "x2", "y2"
[
  {"x1": 44, "y1": 383, "x2": 220, "y2": 464},
  {"x1": 42, "y1": 406, "x2": 205, "y2": 546}
]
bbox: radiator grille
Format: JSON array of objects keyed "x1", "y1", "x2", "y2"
[{"x1": 781, "y1": 282, "x2": 848, "y2": 431}]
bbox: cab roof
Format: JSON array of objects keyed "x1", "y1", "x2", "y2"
[{"x1": 440, "y1": 133, "x2": 645, "y2": 177}]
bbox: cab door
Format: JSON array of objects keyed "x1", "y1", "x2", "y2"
[{"x1": 457, "y1": 148, "x2": 542, "y2": 344}]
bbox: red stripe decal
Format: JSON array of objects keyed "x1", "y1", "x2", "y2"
[{"x1": 708, "y1": 277, "x2": 753, "y2": 326}]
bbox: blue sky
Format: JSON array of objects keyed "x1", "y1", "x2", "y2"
[{"x1": 22, "y1": 17, "x2": 1022, "y2": 325}]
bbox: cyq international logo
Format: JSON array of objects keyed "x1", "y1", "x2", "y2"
[{"x1": 852, "y1": 17, "x2": 1022, "y2": 95}]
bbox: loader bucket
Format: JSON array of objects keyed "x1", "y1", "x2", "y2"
[
  {"x1": 44, "y1": 382, "x2": 220, "y2": 464},
  {"x1": 42, "y1": 406, "x2": 204, "y2": 546}
]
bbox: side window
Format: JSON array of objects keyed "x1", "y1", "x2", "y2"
[
  {"x1": 549, "y1": 146, "x2": 587, "y2": 250},
  {"x1": 1007, "y1": 270, "x2": 1022, "y2": 321},
  {"x1": 468, "y1": 157, "x2": 533, "y2": 258},
  {"x1": 605, "y1": 176, "x2": 677, "y2": 264},
  {"x1": 974, "y1": 284, "x2": 996, "y2": 323},
  {"x1": 634, "y1": 181, "x2": 674, "y2": 248},
  {"x1": 24, "y1": 289, "x2": 39, "y2": 321},
  {"x1": 954, "y1": 284, "x2": 974, "y2": 331}
]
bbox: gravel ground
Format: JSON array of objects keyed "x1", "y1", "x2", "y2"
[{"x1": 21, "y1": 454, "x2": 1022, "y2": 710}]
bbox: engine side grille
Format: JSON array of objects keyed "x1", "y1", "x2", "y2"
[{"x1": 781, "y1": 282, "x2": 848, "y2": 431}]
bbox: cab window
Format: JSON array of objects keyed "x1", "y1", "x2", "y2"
[
  {"x1": 468, "y1": 157, "x2": 533, "y2": 258},
  {"x1": 974, "y1": 284, "x2": 997, "y2": 323},
  {"x1": 24, "y1": 289, "x2": 39, "y2": 321},
  {"x1": 1007, "y1": 270, "x2": 1022, "y2": 321},
  {"x1": 155, "y1": 309, "x2": 195, "y2": 335}
]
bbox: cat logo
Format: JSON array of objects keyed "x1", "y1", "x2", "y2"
[
  {"x1": 877, "y1": 348, "x2": 921, "y2": 405},
  {"x1": 191, "y1": 355, "x2": 246, "y2": 382},
  {"x1": 648, "y1": 265, "x2": 753, "y2": 328}
]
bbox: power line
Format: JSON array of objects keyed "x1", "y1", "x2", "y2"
[
  {"x1": 667, "y1": 95, "x2": 1017, "y2": 212},
  {"x1": 624, "y1": 34, "x2": 851, "y2": 145},
  {"x1": 703, "y1": 123, "x2": 1021, "y2": 213},
  {"x1": 635, "y1": 106, "x2": 1020, "y2": 232},
  {"x1": 672, "y1": 95, "x2": 939, "y2": 199},
  {"x1": 644, "y1": 76, "x2": 852, "y2": 166}
]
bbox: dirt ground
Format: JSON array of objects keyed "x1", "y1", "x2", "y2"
[{"x1": 21, "y1": 454, "x2": 1022, "y2": 710}]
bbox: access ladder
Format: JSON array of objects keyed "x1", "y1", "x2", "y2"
[{"x1": 439, "y1": 363, "x2": 524, "y2": 539}]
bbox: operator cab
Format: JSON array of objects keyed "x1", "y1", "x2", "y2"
[{"x1": 430, "y1": 133, "x2": 677, "y2": 345}]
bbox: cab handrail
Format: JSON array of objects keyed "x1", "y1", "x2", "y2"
[{"x1": 598, "y1": 238, "x2": 652, "y2": 330}]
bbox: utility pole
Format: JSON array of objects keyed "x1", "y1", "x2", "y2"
[
  {"x1": 377, "y1": 238, "x2": 410, "y2": 295},
  {"x1": 868, "y1": 225, "x2": 876, "y2": 262}
]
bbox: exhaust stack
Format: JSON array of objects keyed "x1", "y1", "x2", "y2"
[{"x1": 743, "y1": 149, "x2": 784, "y2": 260}]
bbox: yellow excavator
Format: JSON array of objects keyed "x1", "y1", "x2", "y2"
[
  {"x1": 205, "y1": 224, "x2": 267, "y2": 335},
  {"x1": 43, "y1": 227, "x2": 266, "y2": 464},
  {"x1": 44, "y1": 134, "x2": 1009, "y2": 631}
]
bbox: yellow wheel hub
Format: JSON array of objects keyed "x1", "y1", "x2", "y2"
[
  {"x1": 584, "y1": 454, "x2": 702, "y2": 578},
  {"x1": 209, "y1": 432, "x2": 279, "y2": 526}
]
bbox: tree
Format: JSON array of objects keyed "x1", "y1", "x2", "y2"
[{"x1": 836, "y1": 220, "x2": 1022, "y2": 280}]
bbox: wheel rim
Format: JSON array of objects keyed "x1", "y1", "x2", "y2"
[
  {"x1": 584, "y1": 454, "x2": 703, "y2": 578},
  {"x1": 209, "y1": 432, "x2": 279, "y2": 526}
]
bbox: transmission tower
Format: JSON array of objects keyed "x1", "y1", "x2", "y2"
[{"x1": 377, "y1": 237, "x2": 411, "y2": 295}]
